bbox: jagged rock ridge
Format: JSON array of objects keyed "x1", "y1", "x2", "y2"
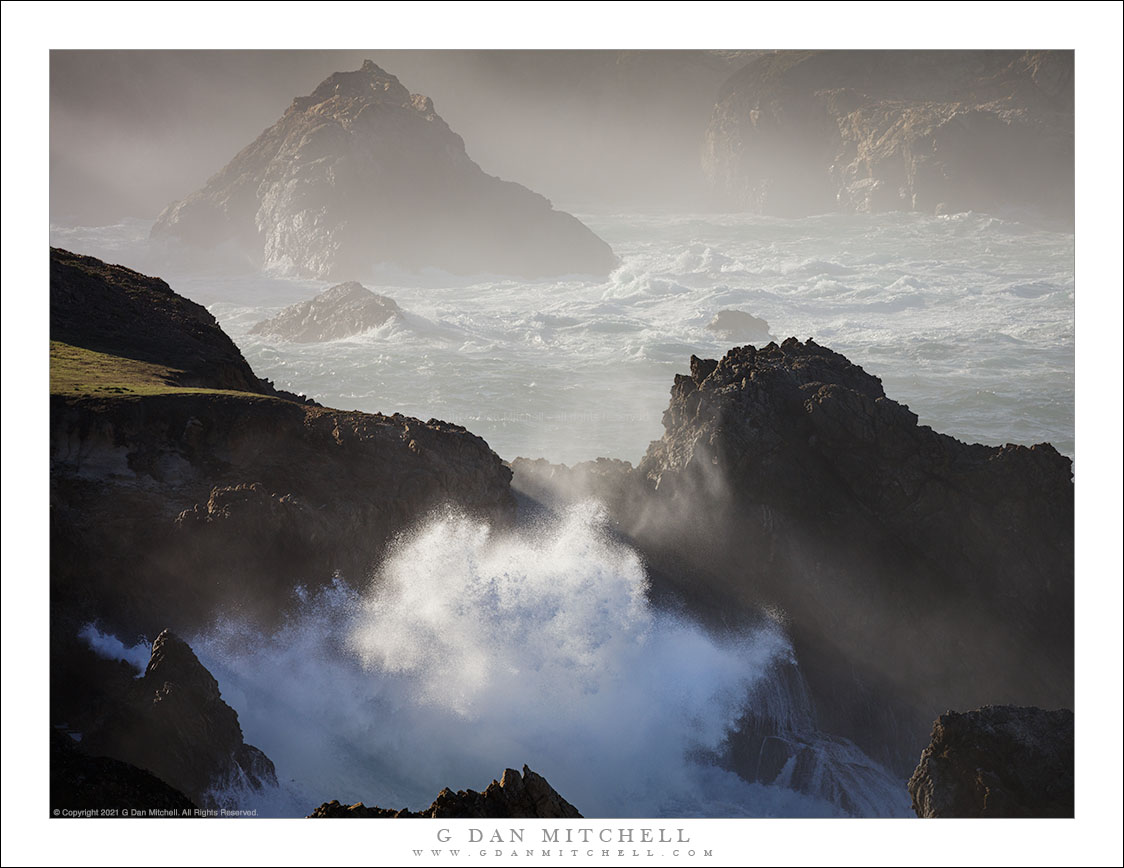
[
  {"x1": 78, "y1": 630, "x2": 277, "y2": 806},
  {"x1": 152, "y1": 60, "x2": 617, "y2": 279},
  {"x1": 513, "y1": 338, "x2": 1073, "y2": 776},
  {"x1": 703, "y1": 50, "x2": 1073, "y2": 224},
  {"x1": 310, "y1": 765, "x2": 582, "y2": 818},
  {"x1": 250, "y1": 281, "x2": 401, "y2": 343},
  {"x1": 908, "y1": 705, "x2": 1074, "y2": 817}
]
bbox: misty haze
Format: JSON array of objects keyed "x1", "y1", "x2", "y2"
[{"x1": 49, "y1": 50, "x2": 1074, "y2": 822}]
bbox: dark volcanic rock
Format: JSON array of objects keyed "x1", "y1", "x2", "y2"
[
  {"x1": 908, "y1": 706, "x2": 1074, "y2": 817},
  {"x1": 50, "y1": 727, "x2": 197, "y2": 814},
  {"x1": 152, "y1": 60, "x2": 617, "y2": 279},
  {"x1": 309, "y1": 765, "x2": 581, "y2": 819},
  {"x1": 250, "y1": 281, "x2": 401, "y2": 342},
  {"x1": 79, "y1": 630, "x2": 277, "y2": 806},
  {"x1": 703, "y1": 50, "x2": 1073, "y2": 225},
  {"x1": 705, "y1": 309, "x2": 771, "y2": 341}
]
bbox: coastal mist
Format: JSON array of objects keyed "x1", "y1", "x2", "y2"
[{"x1": 181, "y1": 504, "x2": 908, "y2": 818}]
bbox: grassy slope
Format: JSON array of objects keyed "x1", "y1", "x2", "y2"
[{"x1": 50, "y1": 341, "x2": 279, "y2": 400}]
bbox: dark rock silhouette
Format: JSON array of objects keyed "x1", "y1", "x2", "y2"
[
  {"x1": 704, "y1": 50, "x2": 1073, "y2": 225},
  {"x1": 50, "y1": 727, "x2": 197, "y2": 815},
  {"x1": 250, "y1": 281, "x2": 402, "y2": 343},
  {"x1": 908, "y1": 706, "x2": 1074, "y2": 817},
  {"x1": 78, "y1": 630, "x2": 276, "y2": 806},
  {"x1": 152, "y1": 60, "x2": 617, "y2": 279},
  {"x1": 310, "y1": 765, "x2": 582, "y2": 818}
]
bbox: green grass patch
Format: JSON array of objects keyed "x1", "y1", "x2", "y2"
[{"x1": 50, "y1": 341, "x2": 268, "y2": 399}]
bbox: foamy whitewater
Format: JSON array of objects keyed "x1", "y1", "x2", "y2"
[
  {"x1": 83, "y1": 504, "x2": 910, "y2": 817},
  {"x1": 50, "y1": 209, "x2": 1075, "y2": 465},
  {"x1": 57, "y1": 209, "x2": 1069, "y2": 817}
]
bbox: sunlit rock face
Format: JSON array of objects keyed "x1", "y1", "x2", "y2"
[
  {"x1": 153, "y1": 60, "x2": 617, "y2": 279},
  {"x1": 703, "y1": 50, "x2": 1073, "y2": 226}
]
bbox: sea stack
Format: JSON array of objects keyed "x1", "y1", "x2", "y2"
[{"x1": 152, "y1": 60, "x2": 618, "y2": 279}]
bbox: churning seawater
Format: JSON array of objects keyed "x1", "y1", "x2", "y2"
[
  {"x1": 50, "y1": 209, "x2": 1075, "y2": 466},
  {"x1": 56, "y1": 210, "x2": 1068, "y2": 817}
]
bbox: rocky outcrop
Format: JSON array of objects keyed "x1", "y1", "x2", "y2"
[
  {"x1": 703, "y1": 50, "x2": 1073, "y2": 225},
  {"x1": 50, "y1": 727, "x2": 197, "y2": 814},
  {"x1": 635, "y1": 339, "x2": 1073, "y2": 771},
  {"x1": 250, "y1": 281, "x2": 401, "y2": 343},
  {"x1": 152, "y1": 60, "x2": 617, "y2": 279},
  {"x1": 50, "y1": 250, "x2": 514, "y2": 633},
  {"x1": 705, "y1": 309, "x2": 771, "y2": 341},
  {"x1": 78, "y1": 630, "x2": 276, "y2": 806},
  {"x1": 908, "y1": 706, "x2": 1074, "y2": 817},
  {"x1": 50, "y1": 247, "x2": 301, "y2": 398},
  {"x1": 513, "y1": 338, "x2": 1073, "y2": 776},
  {"x1": 309, "y1": 766, "x2": 581, "y2": 819}
]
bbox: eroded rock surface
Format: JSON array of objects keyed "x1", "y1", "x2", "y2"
[{"x1": 908, "y1": 705, "x2": 1074, "y2": 817}]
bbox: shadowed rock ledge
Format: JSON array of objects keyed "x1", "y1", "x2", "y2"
[
  {"x1": 908, "y1": 705, "x2": 1074, "y2": 817},
  {"x1": 309, "y1": 766, "x2": 582, "y2": 818}
]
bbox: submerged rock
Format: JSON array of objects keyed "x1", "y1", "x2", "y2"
[
  {"x1": 703, "y1": 50, "x2": 1073, "y2": 225},
  {"x1": 908, "y1": 705, "x2": 1074, "y2": 817},
  {"x1": 705, "y1": 309, "x2": 771, "y2": 341},
  {"x1": 79, "y1": 630, "x2": 277, "y2": 806},
  {"x1": 250, "y1": 281, "x2": 401, "y2": 343},
  {"x1": 152, "y1": 60, "x2": 617, "y2": 279},
  {"x1": 309, "y1": 765, "x2": 582, "y2": 818}
]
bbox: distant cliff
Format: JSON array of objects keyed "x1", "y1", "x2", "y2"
[
  {"x1": 703, "y1": 50, "x2": 1073, "y2": 225},
  {"x1": 152, "y1": 60, "x2": 617, "y2": 279}
]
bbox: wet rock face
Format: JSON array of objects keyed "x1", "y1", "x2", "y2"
[
  {"x1": 703, "y1": 50, "x2": 1073, "y2": 225},
  {"x1": 78, "y1": 630, "x2": 277, "y2": 806},
  {"x1": 908, "y1": 706, "x2": 1074, "y2": 817},
  {"x1": 152, "y1": 60, "x2": 617, "y2": 279},
  {"x1": 250, "y1": 281, "x2": 402, "y2": 343},
  {"x1": 309, "y1": 765, "x2": 582, "y2": 819}
]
